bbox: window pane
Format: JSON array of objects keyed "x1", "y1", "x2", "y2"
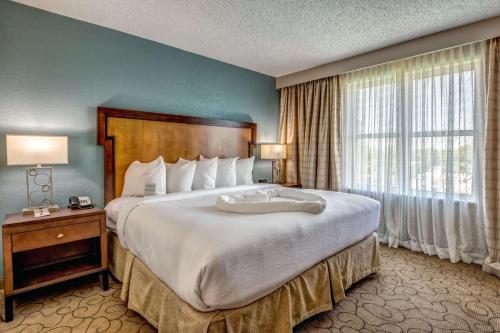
[
  {"x1": 356, "y1": 83, "x2": 399, "y2": 136},
  {"x1": 354, "y1": 138, "x2": 399, "y2": 192},
  {"x1": 410, "y1": 136, "x2": 473, "y2": 196},
  {"x1": 412, "y1": 70, "x2": 474, "y2": 133}
]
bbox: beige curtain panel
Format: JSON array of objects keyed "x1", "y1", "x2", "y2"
[
  {"x1": 484, "y1": 37, "x2": 500, "y2": 278},
  {"x1": 278, "y1": 77, "x2": 341, "y2": 190}
]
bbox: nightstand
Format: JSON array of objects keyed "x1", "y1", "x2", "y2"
[
  {"x1": 276, "y1": 182, "x2": 301, "y2": 188},
  {"x1": 2, "y1": 208, "x2": 108, "y2": 322}
]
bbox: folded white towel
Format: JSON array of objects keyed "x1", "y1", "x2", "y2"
[
  {"x1": 242, "y1": 191, "x2": 270, "y2": 203},
  {"x1": 216, "y1": 188, "x2": 327, "y2": 214}
]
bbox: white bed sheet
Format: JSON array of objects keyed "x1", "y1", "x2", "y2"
[
  {"x1": 106, "y1": 196, "x2": 147, "y2": 233},
  {"x1": 106, "y1": 184, "x2": 380, "y2": 312}
]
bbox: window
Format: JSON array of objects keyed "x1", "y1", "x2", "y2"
[
  {"x1": 342, "y1": 49, "x2": 484, "y2": 201},
  {"x1": 409, "y1": 69, "x2": 476, "y2": 196}
]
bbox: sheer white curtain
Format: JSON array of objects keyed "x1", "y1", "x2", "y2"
[{"x1": 342, "y1": 42, "x2": 488, "y2": 264}]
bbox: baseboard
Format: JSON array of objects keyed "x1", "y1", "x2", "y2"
[{"x1": 0, "y1": 277, "x2": 4, "y2": 290}]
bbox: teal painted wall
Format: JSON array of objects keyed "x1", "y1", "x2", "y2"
[{"x1": 0, "y1": 2, "x2": 279, "y2": 276}]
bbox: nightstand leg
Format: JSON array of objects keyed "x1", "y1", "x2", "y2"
[
  {"x1": 101, "y1": 270, "x2": 109, "y2": 291},
  {"x1": 4, "y1": 295, "x2": 13, "y2": 322}
]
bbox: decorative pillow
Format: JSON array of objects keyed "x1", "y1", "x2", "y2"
[
  {"x1": 165, "y1": 160, "x2": 196, "y2": 193},
  {"x1": 121, "y1": 156, "x2": 166, "y2": 197},
  {"x1": 178, "y1": 157, "x2": 218, "y2": 190},
  {"x1": 206, "y1": 156, "x2": 238, "y2": 188},
  {"x1": 236, "y1": 156, "x2": 255, "y2": 185}
]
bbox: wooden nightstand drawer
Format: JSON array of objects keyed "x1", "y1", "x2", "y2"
[{"x1": 12, "y1": 221, "x2": 101, "y2": 253}]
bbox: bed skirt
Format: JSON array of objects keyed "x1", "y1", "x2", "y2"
[{"x1": 108, "y1": 232, "x2": 380, "y2": 333}]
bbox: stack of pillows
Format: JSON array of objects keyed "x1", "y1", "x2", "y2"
[{"x1": 121, "y1": 155, "x2": 255, "y2": 197}]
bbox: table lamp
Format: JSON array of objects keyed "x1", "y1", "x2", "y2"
[
  {"x1": 6, "y1": 135, "x2": 68, "y2": 215},
  {"x1": 258, "y1": 143, "x2": 286, "y2": 183}
]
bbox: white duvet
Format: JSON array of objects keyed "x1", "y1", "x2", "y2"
[{"x1": 108, "y1": 184, "x2": 380, "y2": 312}]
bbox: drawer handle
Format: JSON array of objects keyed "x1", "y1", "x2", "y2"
[{"x1": 57, "y1": 233, "x2": 64, "y2": 239}]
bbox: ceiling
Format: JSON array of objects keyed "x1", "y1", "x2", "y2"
[{"x1": 14, "y1": 0, "x2": 500, "y2": 77}]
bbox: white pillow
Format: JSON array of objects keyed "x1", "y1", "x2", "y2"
[
  {"x1": 121, "y1": 156, "x2": 166, "y2": 197},
  {"x1": 165, "y1": 160, "x2": 196, "y2": 193},
  {"x1": 236, "y1": 156, "x2": 255, "y2": 185},
  {"x1": 178, "y1": 157, "x2": 218, "y2": 190},
  {"x1": 207, "y1": 156, "x2": 238, "y2": 187}
]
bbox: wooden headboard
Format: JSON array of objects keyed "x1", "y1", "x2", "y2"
[{"x1": 97, "y1": 107, "x2": 257, "y2": 203}]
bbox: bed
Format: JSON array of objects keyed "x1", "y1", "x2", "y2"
[{"x1": 97, "y1": 107, "x2": 381, "y2": 333}]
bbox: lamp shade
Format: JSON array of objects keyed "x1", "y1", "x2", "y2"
[
  {"x1": 6, "y1": 135, "x2": 68, "y2": 166},
  {"x1": 259, "y1": 143, "x2": 286, "y2": 160}
]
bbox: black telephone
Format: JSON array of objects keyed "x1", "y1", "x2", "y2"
[{"x1": 69, "y1": 196, "x2": 94, "y2": 209}]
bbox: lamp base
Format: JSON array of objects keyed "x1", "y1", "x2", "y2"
[
  {"x1": 25, "y1": 166, "x2": 55, "y2": 209},
  {"x1": 272, "y1": 160, "x2": 280, "y2": 183},
  {"x1": 22, "y1": 204, "x2": 60, "y2": 216}
]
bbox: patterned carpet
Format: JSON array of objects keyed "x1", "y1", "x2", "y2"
[{"x1": 1, "y1": 246, "x2": 499, "y2": 333}]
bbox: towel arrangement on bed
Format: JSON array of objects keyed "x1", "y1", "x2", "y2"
[{"x1": 216, "y1": 187, "x2": 327, "y2": 214}]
